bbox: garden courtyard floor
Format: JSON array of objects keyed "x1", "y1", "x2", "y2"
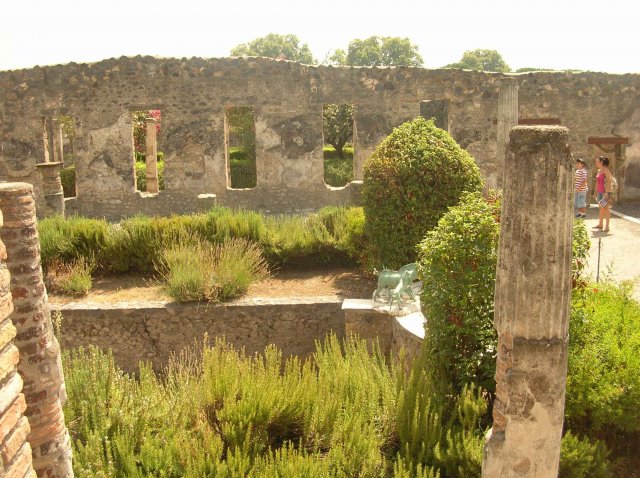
[{"x1": 48, "y1": 267, "x2": 378, "y2": 305}]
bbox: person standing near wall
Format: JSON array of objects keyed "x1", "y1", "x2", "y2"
[
  {"x1": 593, "y1": 156, "x2": 613, "y2": 232},
  {"x1": 574, "y1": 158, "x2": 588, "y2": 218}
]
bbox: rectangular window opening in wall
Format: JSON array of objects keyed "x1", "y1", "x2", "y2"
[
  {"x1": 225, "y1": 106, "x2": 257, "y2": 189},
  {"x1": 57, "y1": 115, "x2": 77, "y2": 198},
  {"x1": 131, "y1": 110, "x2": 164, "y2": 193},
  {"x1": 42, "y1": 115, "x2": 78, "y2": 198},
  {"x1": 322, "y1": 104, "x2": 354, "y2": 187}
]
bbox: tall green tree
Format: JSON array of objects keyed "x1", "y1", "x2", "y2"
[
  {"x1": 321, "y1": 36, "x2": 422, "y2": 155},
  {"x1": 230, "y1": 33, "x2": 316, "y2": 64},
  {"x1": 322, "y1": 104, "x2": 353, "y2": 159},
  {"x1": 337, "y1": 36, "x2": 423, "y2": 67},
  {"x1": 445, "y1": 49, "x2": 510, "y2": 72}
]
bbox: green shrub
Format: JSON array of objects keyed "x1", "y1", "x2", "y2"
[
  {"x1": 63, "y1": 335, "x2": 488, "y2": 477},
  {"x1": 103, "y1": 214, "x2": 194, "y2": 274},
  {"x1": 396, "y1": 347, "x2": 486, "y2": 477},
  {"x1": 417, "y1": 192, "x2": 593, "y2": 396},
  {"x1": 565, "y1": 281, "x2": 640, "y2": 436},
  {"x1": 362, "y1": 117, "x2": 484, "y2": 269},
  {"x1": 157, "y1": 236, "x2": 215, "y2": 302},
  {"x1": 60, "y1": 165, "x2": 76, "y2": 197},
  {"x1": 559, "y1": 431, "x2": 610, "y2": 478},
  {"x1": 324, "y1": 145, "x2": 354, "y2": 187},
  {"x1": 261, "y1": 208, "x2": 360, "y2": 267},
  {"x1": 158, "y1": 237, "x2": 269, "y2": 302},
  {"x1": 135, "y1": 159, "x2": 165, "y2": 191},
  {"x1": 229, "y1": 147, "x2": 257, "y2": 188},
  {"x1": 212, "y1": 238, "x2": 270, "y2": 300},
  {"x1": 418, "y1": 192, "x2": 500, "y2": 394},
  {"x1": 39, "y1": 206, "x2": 364, "y2": 276},
  {"x1": 45, "y1": 257, "x2": 94, "y2": 296},
  {"x1": 38, "y1": 215, "x2": 110, "y2": 269},
  {"x1": 572, "y1": 219, "x2": 590, "y2": 287}
]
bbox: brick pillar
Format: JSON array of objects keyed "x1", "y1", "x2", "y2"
[
  {"x1": 35, "y1": 162, "x2": 65, "y2": 217},
  {"x1": 482, "y1": 126, "x2": 573, "y2": 478},
  {"x1": 0, "y1": 208, "x2": 37, "y2": 477},
  {"x1": 0, "y1": 183, "x2": 73, "y2": 478},
  {"x1": 145, "y1": 117, "x2": 159, "y2": 193},
  {"x1": 495, "y1": 78, "x2": 519, "y2": 188}
]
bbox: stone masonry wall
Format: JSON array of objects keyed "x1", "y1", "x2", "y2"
[
  {"x1": 57, "y1": 297, "x2": 346, "y2": 374},
  {"x1": 57, "y1": 297, "x2": 427, "y2": 375},
  {"x1": 1, "y1": 57, "x2": 638, "y2": 220},
  {"x1": 0, "y1": 210, "x2": 37, "y2": 478}
]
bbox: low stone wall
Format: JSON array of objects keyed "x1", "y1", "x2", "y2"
[
  {"x1": 65, "y1": 191, "x2": 218, "y2": 221},
  {"x1": 64, "y1": 181, "x2": 362, "y2": 221},
  {"x1": 391, "y1": 312, "x2": 425, "y2": 368},
  {"x1": 343, "y1": 299, "x2": 425, "y2": 364},
  {"x1": 57, "y1": 297, "x2": 346, "y2": 374},
  {"x1": 56, "y1": 297, "x2": 425, "y2": 374}
]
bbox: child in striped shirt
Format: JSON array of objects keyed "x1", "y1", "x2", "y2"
[{"x1": 574, "y1": 158, "x2": 588, "y2": 218}]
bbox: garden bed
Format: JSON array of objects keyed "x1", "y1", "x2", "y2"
[{"x1": 49, "y1": 267, "x2": 377, "y2": 305}]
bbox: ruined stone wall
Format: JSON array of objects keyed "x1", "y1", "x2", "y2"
[
  {"x1": 1, "y1": 57, "x2": 639, "y2": 220},
  {"x1": 57, "y1": 297, "x2": 428, "y2": 375}
]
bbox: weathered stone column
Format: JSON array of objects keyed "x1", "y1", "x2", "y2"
[
  {"x1": 0, "y1": 208, "x2": 37, "y2": 477},
  {"x1": 482, "y1": 126, "x2": 573, "y2": 478},
  {"x1": 35, "y1": 162, "x2": 65, "y2": 217},
  {"x1": 0, "y1": 183, "x2": 73, "y2": 478},
  {"x1": 145, "y1": 117, "x2": 159, "y2": 193},
  {"x1": 496, "y1": 78, "x2": 519, "y2": 188},
  {"x1": 52, "y1": 118, "x2": 64, "y2": 164}
]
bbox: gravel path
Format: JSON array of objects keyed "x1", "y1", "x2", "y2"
[{"x1": 583, "y1": 202, "x2": 640, "y2": 300}]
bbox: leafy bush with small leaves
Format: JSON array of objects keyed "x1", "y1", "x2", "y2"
[
  {"x1": 418, "y1": 192, "x2": 593, "y2": 396},
  {"x1": 565, "y1": 281, "x2": 640, "y2": 438},
  {"x1": 559, "y1": 431, "x2": 610, "y2": 478},
  {"x1": 571, "y1": 219, "x2": 590, "y2": 287},
  {"x1": 135, "y1": 159, "x2": 165, "y2": 191},
  {"x1": 418, "y1": 192, "x2": 500, "y2": 394},
  {"x1": 362, "y1": 117, "x2": 483, "y2": 270}
]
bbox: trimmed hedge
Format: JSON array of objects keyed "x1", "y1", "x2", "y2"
[
  {"x1": 362, "y1": 117, "x2": 483, "y2": 270},
  {"x1": 229, "y1": 147, "x2": 257, "y2": 189},
  {"x1": 418, "y1": 191, "x2": 500, "y2": 394},
  {"x1": 38, "y1": 206, "x2": 365, "y2": 275}
]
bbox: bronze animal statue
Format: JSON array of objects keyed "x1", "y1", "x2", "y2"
[{"x1": 373, "y1": 263, "x2": 419, "y2": 307}]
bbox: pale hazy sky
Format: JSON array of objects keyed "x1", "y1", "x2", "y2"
[{"x1": 1, "y1": 0, "x2": 637, "y2": 73}]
